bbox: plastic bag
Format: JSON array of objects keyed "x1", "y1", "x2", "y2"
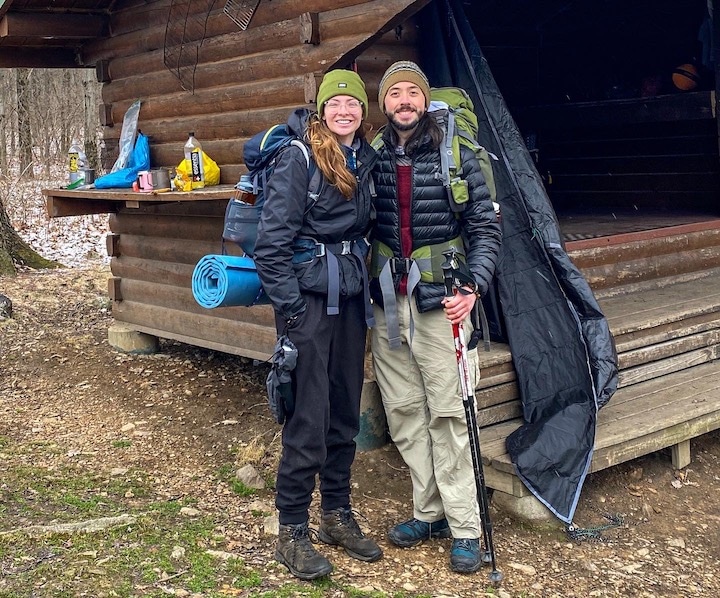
[
  {"x1": 175, "y1": 151, "x2": 220, "y2": 190},
  {"x1": 111, "y1": 99, "x2": 142, "y2": 173},
  {"x1": 95, "y1": 132, "x2": 150, "y2": 189}
]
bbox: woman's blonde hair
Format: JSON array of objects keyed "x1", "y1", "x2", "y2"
[{"x1": 306, "y1": 114, "x2": 369, "y2": 199}]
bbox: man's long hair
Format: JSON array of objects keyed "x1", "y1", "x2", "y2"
[
  {"x1": 385, "y1": 112, "x2": 444, "y2": 156},
  {"x1": 306, "y1": 114, "x2": 369, "y2": 199}
]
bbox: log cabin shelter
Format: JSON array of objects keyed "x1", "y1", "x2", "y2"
[{"x1": 8, "y1": 0, "x2": 720, "y2": 524}]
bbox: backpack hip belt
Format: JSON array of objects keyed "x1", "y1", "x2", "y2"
[
  {"x1": 294, "y1": 237, "x2": 374, "y2": 328},
  {"x1": 371, "y1": 236, "x2": 465, "y2": 349}
]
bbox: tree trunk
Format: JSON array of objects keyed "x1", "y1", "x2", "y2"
[
  {"x1": 0, "y1": 199, "x2": 62, "y2": 275},
  {"x1": 16, "y1": 68, "x2": 34, "y2": 179}
]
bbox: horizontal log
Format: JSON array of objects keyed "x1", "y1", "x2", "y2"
[
  {"x1": 477, "y1": 401, "x2": 522, "y2": 428},
  {"x1": 111, "y1": 233, "x2": 224, "y2": 265},
  {"x1": 570, "y1": 227, "x2": 720, "y2": 269},
  {"x1": 517, "y1": 92, "x2": 714, "y2": 130},
  {"x1": 581, "y1": 245, "x2": 720, "y2": 289},
  {"x1": 110, "y1": 212, "x2": 224, "y2": 240},
  {"x1": 612, "y1": 311, "x2": 720, "y2": 354},
  {"x1": 551, "y1": 172, "x2": 720, "y2": 193},
  {"x1": 112, "y1": 300, "x2": 277, "y2": 360},
  {"x1": 111, "y1": 75, "x2": 308, "y2": 124},
  {"x1": 476, "y1": 381, "x2": 519, "y2": 410},
  {"x1": 101, "y1": 33, "x2": 369, "y2": 105},
  {"x1": 124, "y1": 105, "x2": 303, "y2": 146},
  {"x1": 543, "y1": 134, "x2": 718, "y2": 158},
  {"x1": 619, "y1": 344, "x2": 720, "y2": 388},
  {"x1": 545, "y1": 153, "x2": 720, "y2": 175},
  {"x1": 619, "y1": 329, "x2": 720, "y2": 370},
  {"x1": 86, "y1": 0, "x2": 371, "y2": 62},
  {"x1": 111, "y1": 256, "x2": 196, "y2": 289},
  {"x1": 108, "y1": 3, "x2": 410, "y2": 84},
  {"x1": 115, "y1": 277, "x2": 276, "y2": 329}
]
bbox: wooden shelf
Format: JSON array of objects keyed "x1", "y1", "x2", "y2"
[{"x1": 43, "y1": 185, "x2": 235, "y2": 218}]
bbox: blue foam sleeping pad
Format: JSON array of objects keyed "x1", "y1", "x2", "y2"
[{"x1": 191, "y1": 255, "x2": 268, "y2": 308}]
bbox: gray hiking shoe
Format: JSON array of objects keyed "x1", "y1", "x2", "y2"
[
  {"x1": 318, "y1": 507, "x2": 383, "y2": 562},
  {"x1": 275, "y1": 522, "x2": 333, "y2": 580}
]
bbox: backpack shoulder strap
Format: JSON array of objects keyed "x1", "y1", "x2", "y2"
[{"x1": 287, "y1": 138, "x2": 322, "y2": 214}]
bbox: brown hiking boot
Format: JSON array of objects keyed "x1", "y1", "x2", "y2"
[
  {"x1": 275, "y1": 522, "x2": 333, "y2": 580},
  {"x1": 318, "y1": 507, "x2": 383, "y2": 562}
]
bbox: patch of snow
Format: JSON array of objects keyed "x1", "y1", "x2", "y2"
[{"x1": 6, "y1": 176, "x2": 110, "y2": 269}]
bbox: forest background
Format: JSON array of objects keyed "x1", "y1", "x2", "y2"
[{"x1": 0, "y1": 68, "x2": 104, "y2": 274}]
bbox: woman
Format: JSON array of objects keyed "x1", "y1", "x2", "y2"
[{"x1": 253, "y1": 69, "x2": 381, "y2": 581}]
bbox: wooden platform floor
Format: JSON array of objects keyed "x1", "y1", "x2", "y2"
[
  {"x1": 475, "y1": 271, "x2": 720, "y2": 497},
  {"x1": 558, "y1": 209, "x2": 720, "y2": 243}
]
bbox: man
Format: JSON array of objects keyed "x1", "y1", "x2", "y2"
[{"x1": 369, "y1": 61, "x2": 502, "y2": 573}]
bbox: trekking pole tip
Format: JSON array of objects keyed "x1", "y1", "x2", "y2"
[{"x1": 488, "y1": 568, "x2": 504, "y2": 586}]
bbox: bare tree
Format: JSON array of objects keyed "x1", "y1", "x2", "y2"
[
  {"x1": 0, "y1": 68, "x2": 101, "y2": 275},
  {"x1": 16, "y1": 68, "x2": 34, "y2": 179}
]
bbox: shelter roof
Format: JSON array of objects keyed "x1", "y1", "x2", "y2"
[{"x1": 0, "y1": 0, "x2": 113, "y2": 67}]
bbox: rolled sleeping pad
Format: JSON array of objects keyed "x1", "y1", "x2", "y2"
[{"x1": 192, "y1": 254, "x2": 268, "y2": 308}]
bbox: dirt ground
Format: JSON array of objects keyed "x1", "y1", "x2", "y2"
[{"x1": 2, "y1": 264, "x2": 720, "y2": 597}]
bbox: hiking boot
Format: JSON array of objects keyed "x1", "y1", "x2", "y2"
[
  {"x1": 318, "y1": 507, "x2": 383, "y2": 562},
  {"x1": 275, "y1": 522, "x2": 333, "y2": 580},
  {"x1": 387, "y1": 517, "x2": 452, "y2": 548},
  {"x1": 450, "y1": 538, "x2": 482, "y2": 574}
]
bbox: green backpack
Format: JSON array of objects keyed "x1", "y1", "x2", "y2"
[{"x1": 372, "y1": 86, "x2": 497, "y2": 208}]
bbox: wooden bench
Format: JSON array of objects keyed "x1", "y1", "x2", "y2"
[{"x1": 475, "y1": 270, "x2": 720, "y2": 500}]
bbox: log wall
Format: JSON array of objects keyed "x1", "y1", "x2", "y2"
[{"x1": 85, "y1": 0, "x2": 427, "y2": 184}]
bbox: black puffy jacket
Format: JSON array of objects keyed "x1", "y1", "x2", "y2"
[
  {"x1": 371, "y1": 123, "x2": 502, "y2": 312},
  {"x1": 254, "y1": 108, "x2": 377, "y2": 321}
]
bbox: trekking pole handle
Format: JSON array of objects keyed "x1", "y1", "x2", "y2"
[{"x1": 441, "y1": 247, "x2": 478, "y2": 296}]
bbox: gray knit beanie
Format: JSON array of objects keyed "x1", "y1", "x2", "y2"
[{"x1": 378, "y1": 60, "x2": 431, "y2": 110}]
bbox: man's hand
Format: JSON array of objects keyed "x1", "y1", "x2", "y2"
[{"x1": 442, "y1": 287, "x2": 476, "y2": 324}]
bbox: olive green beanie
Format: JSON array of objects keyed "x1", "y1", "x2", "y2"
[
  {"x1": 378, "y1": 60, "x2": 431, "y2": 110},
  {"x1": 316, "y1": 69, "x2": 369, "y2": 119}
]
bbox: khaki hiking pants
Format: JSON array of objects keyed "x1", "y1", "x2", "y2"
[{"x1": 371, "y1": 294, "x2": 482, "y2": 539}]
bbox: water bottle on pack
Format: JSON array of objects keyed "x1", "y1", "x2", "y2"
[{"x1": 184, "y1": 132, "x2": 205, "y2": 189}]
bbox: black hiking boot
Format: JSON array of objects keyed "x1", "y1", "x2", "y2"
[
  {"x1": 275, "y1": 522, "x2": 333, "y2": 580},
  {"x1": 318, "y1": 507, "x2": 383, "y2": 562}
]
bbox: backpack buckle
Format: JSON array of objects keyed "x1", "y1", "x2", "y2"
[
  {"x1": 340, "y1": 240, "x2": 352, "y2": 255},
  {"x1": 390, "y1": 257, "x2": 413, "y2": 276},
  {"x1": 314, "y1": 243, "x2": 326, "y2": 257}
]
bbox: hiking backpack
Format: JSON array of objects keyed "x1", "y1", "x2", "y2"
[
  {"x1": 372, "y1": 86, "x2": 498, "y2": 210},
  {"x1": 223, "y1": 124, "x2": 322, "y2": 257}
]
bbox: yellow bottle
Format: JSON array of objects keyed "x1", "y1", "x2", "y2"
[{"x1": 184, "y1": 132, "x2": 205, "y2": 189}]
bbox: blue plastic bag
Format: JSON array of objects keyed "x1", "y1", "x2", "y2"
[{"x1": 95, "y1": 132, "x2": 150, "y2": 189}]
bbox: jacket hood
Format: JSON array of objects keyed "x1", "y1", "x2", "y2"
[{"x1": 287, "y1": 107, "x2": 314, "y2": 140}]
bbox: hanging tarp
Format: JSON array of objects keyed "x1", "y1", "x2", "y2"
[{"x1": 419, "y1": 0, "x2": 618, "y2": 524}]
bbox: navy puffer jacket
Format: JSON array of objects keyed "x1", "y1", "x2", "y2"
[
  {"x1": 371, "y1": 122, "x2": 502, "y2": 312},
  {"x1": 254, "y1": 108, "x2": 377, "y2": 320}
]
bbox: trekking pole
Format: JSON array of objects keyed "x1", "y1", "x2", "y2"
[{"x1": 441, "y1": 249, "x2": 503, "y2": 585}]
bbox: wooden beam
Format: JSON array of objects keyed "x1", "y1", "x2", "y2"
[
  {"x1": 0, "y1": 13, "x2": 107, "y2": 39},
  {"x1": 0, "y1": 47, "x2": 79, "y2": 68},
  {"x1": 300, "y1": 12, "x2": 321, "y2": 45}
]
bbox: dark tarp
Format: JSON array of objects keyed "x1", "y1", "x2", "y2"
[{"x1": 418, "y1": 0, "x2": 619, "y2": 523}]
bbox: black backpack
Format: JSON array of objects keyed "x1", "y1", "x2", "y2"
[{"x1": 223, "y1": 124, "x2": 321, "y2": 257}]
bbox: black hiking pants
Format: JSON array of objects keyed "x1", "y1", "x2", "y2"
[{"x1": 274, "y1": 292, "x2": 366, "y2": 525}]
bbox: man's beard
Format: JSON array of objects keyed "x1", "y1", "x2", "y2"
[{"x1": 386, "y1": 107, "x2": 421, "y2": 131}]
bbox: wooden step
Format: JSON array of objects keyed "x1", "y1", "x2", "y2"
[
  {"x1": 483, "y1": 361, "x2": 720, "y2": 487},
  {"x1": 474, "y1": 273, "x2": 720, "y2": 496}
]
